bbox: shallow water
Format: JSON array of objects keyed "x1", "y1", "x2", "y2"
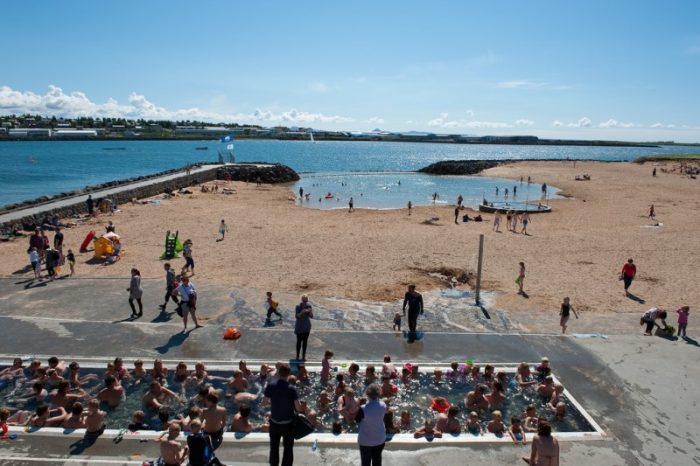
[{"x1": 1, "y1": 364, "x2": 594, "y2": 433}]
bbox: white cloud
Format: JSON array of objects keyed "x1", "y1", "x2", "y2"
[
  {"x1": 365, "y1": 117, "x2": 385, "y2": 125},
  {"x1": 599, "y1": 119, "x2": 635, "y2": 128},
  {"x1": 496, "y1": 80, "x2": 548, "y2": 89},
  {"x1": 515, "y1": 119, "x2": 534, "y2": 127},
  {"x1": 567, "y1": 117, "x2": 592, "y2": 128},
  {"x1": 552, "y1": 120, "x2": 563, "y2": 127},
  {"x1": 428, "y1": 113, "x2": 513, "y2": 129},
  {"x1": 465, "y1": 109, "x2": 475, "y2": 117},
  {"x1": 0, "y1": 85, "x2": 354, "y2": 126}
]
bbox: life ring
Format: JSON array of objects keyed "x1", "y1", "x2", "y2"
[
  {"x1": 431, "y1": 397, "x2": 450, "y2": 413},
  {"x1": 324, "y1": 195, "x2": 334, "y2": 199}
]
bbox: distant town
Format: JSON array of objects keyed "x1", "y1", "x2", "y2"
[{"x1": 0, "y1": 114, "x2": 673, "y2": 147}]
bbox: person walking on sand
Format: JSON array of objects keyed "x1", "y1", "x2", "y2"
[
  {"x1": 407, "y1": 201, "x2": 412, "y2": 216},
  {"x1": 218, "y1": 219, "x2": 229, "y2": 241},
  {"x1": 127, "y1": 268, "x2": 143, "y2": 318},
  {"x1": 349, "y1": 197, "x2": 354, "y2": 212},
  {"x1": 620, "y1": 258, "x2": 636, "y2": 296},
  {"x1": 516, "y1": 262, "x2": 526, "y2": 295},
  {"x1": 521, "y1": 212, "x2": 530, "y2": 235},
  {"x1": 402, "y1": 284, "x2": 424, "y2": 342},
  {"x1": 457, "y1": 194, "x2": 463, "y2": 207},
  {"x1": 676, "y1": 306, "x2": 690, "y2": 338},
  {"x1": 493, "y1": 211, "x2": 502, "y2": 232},
  {"x1": 454, "y1": 206, "x2": 460, "y2": 224},
  {"x1": 159, "y1": 263, "x2": 179, "y2": 311},
  {"x1": 559, "y1": 297, "x2": 579, "y2": 334},
  {"x1": 182, "y1": 240, "x2": 195, "y2": 276},
  {"x1": 86, "y1": 195, "x2": 94, "y2": 216},
  {"x1": 294, "y1": 295, "x2": 313, "y2": 361},
  {"x1": 173, "y1": 276, "x2": 202, "y2": 331},
  {"x1": 648, "y1": 204, "x2": 655, "y2": 219}
]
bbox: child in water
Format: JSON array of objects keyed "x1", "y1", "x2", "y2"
[
  {"x1": 508, "y1": 417, "x2": 527, "y2": 445},
  {"x1": 487, "y1": 410, "x2": 505, "y2": 436},
  {"x1": 466, "y1": 411, "x2": 483, "y2": 436},
  {"x1": 321, "y1": 350, "x2": 333, "y2": 384}
]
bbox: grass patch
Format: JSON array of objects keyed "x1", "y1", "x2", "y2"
[{"x1": 634, "y1": 154, "x2": 700, "y2": 163}]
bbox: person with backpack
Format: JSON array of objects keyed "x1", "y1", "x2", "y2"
[
  {"x1": 266, "y1": 291, "x2": 283, "y2": 326},
  {"x1": 187, "y1": 419, "x2": 224, "y2": 466}
]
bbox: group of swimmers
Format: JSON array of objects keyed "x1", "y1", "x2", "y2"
[{"x1": 0, "y1": 354, "x2": 570, "y2": 443}]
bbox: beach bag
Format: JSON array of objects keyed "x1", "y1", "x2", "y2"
[
  {"x1": 188, "y1": 291, "x2": 197, "y2": 310},
  {"x1": 293, "y1": 413, "x2": 315, "y2": 439},
  {"x1": 271, "y1": 299, "x2": 279, "y2": 310},
  {"x1": 176, "y1": 304, "x2": 184, "y2": 318}
]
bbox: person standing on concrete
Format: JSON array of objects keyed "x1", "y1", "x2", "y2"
[
  {"x1": 127, "y1": 268, "x2": 143, "y2": 318},
  {"x1": 159, "y1": 263, "x2": 179, "y2": 311},
  {"x1": 356, "y1": 383, "x2": 387, "y2": 466},
  {"x1": 182, "y1": 240, "x2": 195, "y2": 276},
  {"x1": 86, "y1": 195, "x2": 94, "y2": 216},
  {"x1": 294, "y1": 295, "x2": 314, "y2": 361},
  {"x1": 266, "y1": 291, "x2": 283, "y2": 326},
  {"x1": 264, "y1": 363, "x2": 302, "y2": 466},
  {"x1": 173, "y1": 276, "x2": 202, "y2": 331},
  {"x1": 402, "y1": 284, "x2": 424, "y2": 342}
]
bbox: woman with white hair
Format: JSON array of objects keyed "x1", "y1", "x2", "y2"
[{"x1": 356, "y1": 383, "x2": 387, "y2": 466}]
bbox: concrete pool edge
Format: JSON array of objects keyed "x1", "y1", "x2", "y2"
[{"x1": 1, "y1": 357, "x2": 606, "y2": 445}]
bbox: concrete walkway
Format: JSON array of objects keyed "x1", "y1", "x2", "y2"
[
  {"x1": 0, "y1": 277, "x2": 698, "y2": 465},
  {"x1": 0, "y1": 163, "x2": 224, "y2": 225}
]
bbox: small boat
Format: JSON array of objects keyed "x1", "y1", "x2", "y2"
[
  {"x1": 309, "y1": 132, "x2": 315, "y2": 144},
  {"x1": 478, "y1": 202, "x2": 551, "y2": 214},
  {"x1": 103, "y1": 147, "x2": 126, "y2": 151},
  {"x1": 195, "y1": 146, "x2": 208, "y2": 151}
]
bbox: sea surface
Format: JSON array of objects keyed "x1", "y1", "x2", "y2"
[{"x1": 0, "y1": 139, "x2": 697, "y2": 208}]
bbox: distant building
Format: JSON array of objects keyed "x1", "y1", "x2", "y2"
[
  {"x1": 9, "y1": 128, "x2": 51, "y2": 137},
  {"x1": 174, "y1": 126, "x2": 231, "y2": 135},
  {"x1": 52, "y1": 129, "x2": 98, "y2": 138}
]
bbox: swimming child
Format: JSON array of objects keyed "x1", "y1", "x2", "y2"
[
  {"x1": 552, "y1": 402, "x2": 566, "y2": 421},
  {"x1": 320, "y1": 350, "x2": 333, "y2": 384},
  {"x1": 334, "y1": 374, "x2": 346, "y2": 398},
  {"x1": 84, "y1": 399, "x2": 106, "y2": 437},
  {"x1": 316, "y1": 390, "x2": 331, "y2": 412},
  {"x1": 382, "y1": 355, "x2": 397, "y2": 378},
  {"x1": 548, "y1": 384, "x2": 565, "y2": 411},
  {"x1": 392, "y1": 312, "x2": 402, "y2": 331},
  {"x1": 466, "y1": 411, "x2": 483, "y2": 436},
  {"x1": 523, "y1": 405, "x2": 539, "y2": 432},
  {"x1": 487, "y1": 410, "x2": 505, "y2": 436},
  {"x1": 230, "y1": 404, "x2": 253, "y2": 433},
  {"x1": 380, "y1": 375, "x2": 399, "y2": 397},
  {"x1": 436, "y1": 406, "x2": 461, "y2": 434},
  {"x1": 676, "y1": 306, "x2": 690, "y2": 337},
  {"x1": 509, "y1": 417, "x2": 527, "y2": 445},
  {"x1": 535, "y1": 357, "x2": 552, "y2": 380},
  {"x1": 128, "y1": 410, "x2": 149, "y2": 431},
  {"x1": 414, "y1": 419, "x2": 442, "y2": 439},
  {"x1": 400, "y1": 411, "x2": 411, "y2": 432},
  {"x1": 66, "y1": 249, "x2": 76, "y2": 276}
]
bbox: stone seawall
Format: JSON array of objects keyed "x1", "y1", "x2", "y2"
[{"x1": 1, "y1": 163, "x2": 299, "y2": 232}]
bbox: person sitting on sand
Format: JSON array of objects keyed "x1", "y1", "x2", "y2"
[{"x1": 414, "y1": 419, "x2": 442, "y2": 439}]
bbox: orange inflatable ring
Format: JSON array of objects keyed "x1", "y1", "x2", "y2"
[{"x1": 431, "y1": 397, "x2": 450, "y2": 413}]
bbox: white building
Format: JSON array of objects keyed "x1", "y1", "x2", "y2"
[
  {"x1": 52, "y1": 129, "x2": 98, "y2": 138},
  {"x1": 9, "y1": 128, "x2": 52, "y2": 137}
]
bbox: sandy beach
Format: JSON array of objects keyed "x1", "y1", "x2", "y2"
[{"x1": 1, "y1": 160, "x2": 698, "y2": 316}]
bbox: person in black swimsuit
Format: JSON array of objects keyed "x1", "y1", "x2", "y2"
[{"x1": 402, "y1": 284, "x2": 424, "y2": 342}]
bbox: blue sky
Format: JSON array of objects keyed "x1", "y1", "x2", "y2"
[{"x1": 1, "y1": 1, "x2": 699, "y2": 141}]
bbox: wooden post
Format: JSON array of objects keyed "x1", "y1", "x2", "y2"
[{"x1": 475, "y1": 234, "x2": 484, "y2": 305}]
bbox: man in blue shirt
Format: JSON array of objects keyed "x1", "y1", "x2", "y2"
[{"x1": 263, "y1": 364, "x2": 302, "y2": 466}]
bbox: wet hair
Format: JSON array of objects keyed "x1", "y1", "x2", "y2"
[
  {"x1": 492, "y1": 381, "x2": 504, "y2": 393},
  {"x1": 239, "y1": 404, "x2": 251, "y2": 418},
  {"x1": 57, "y1": 381, "x2": 70, "y2": 393},
  {"x1": 383, "y1": 354, "x2": 391, "y2": 363},
  {"x1": 190, "y1": 419, "x2": 202, "y2": 430},
  {"x1": 158, "y1": 407, "x2": 170, "y2": 423},
  {"x1": 511, "y1": 416, "x2": 520, "y2": 424},
  {"x1": 336, "y1": 374, "x2": 344, "y2": 383},
  {"x1": 88, "y1": 399, "x2": 99, "y2": 409},
  {"x1": 233, "y1": 369, "x2": 243, "y2": 378},
  {"x1": 206, "y1": 393, "x2": 219, "y2": 404},
  {"x1": 189, "y1": 406, "x2": 201, "y2": 418},
  {"x1": 349, "y1": 363, "x2": 360, "y2": 373},
  {"x1": 71, "y1": 403, "x2": 84, "y2": 416},
  {"x1": 383, "y1": 410, "x2": 395, "y2": 427},
  {"x1": 69, "y1": 362, "x2": 79, "y2": 371},
  {"x1": 366, "y1": 384, "x2": 381, "y2": 400},
  {"x1": 113, "y1": 357, "x2": 123, "y2": 366},
  {"x1": 134, "y1": 359, "x2": 143, "y2": 367},
  {"x1": 0, "y1": 407, "x2": 9, "y2": 421},
  {"x1": 48, "y1": 357, "x2": 59, "y2": 365},
  {"x1": 104, "y1": 375, "x2": 116, "y2": 387},
  {"x1": 332, "y1": 421, "x2": 342, "y2": 434},
  {"x1": 133, "y1": 410, "x2": 145, "y2": 421},
  {"x1": 538, "y1": 421, "x2": 552, "y2": 436},
  {"x1": 450, "y1": 362, "x2": 459, "y2": 370},
  {"x1": 477, "y1": 384, "x2": 489, "y2": 393},
  {"x1": 33, "y1": 382, "x2": 44, "y2": 391},
  {"x1": 492, "y1": 410, "x2": 502, "y2": 418},
  {"x1": 150, "y1": 381, "x2": 161, "y2": 390},
  {"x1": 35, "y1": 405, "x2": 49, "y2": 416},
  {"x1": 448, "y1": 406, "x2": 459, "y2": 417},
  {"x1": 366, "y1": 365, "x2": 376, "y2": 374},
  {"x1": 199, "y1": 385, "x2": 211, "y2": 396}
]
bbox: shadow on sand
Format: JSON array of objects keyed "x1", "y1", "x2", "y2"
[{"x1": 626, "y1": 292, "x2": 646, "y2": 304}]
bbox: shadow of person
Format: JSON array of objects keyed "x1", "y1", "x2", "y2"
[
  {"x1": 519, "y1": 291, "x2": 530, "y2": 299},
  {"x1": 626, "y1": 292, "x2": 646, "y2": 304},
  {"x1": 112, "y1": 315, "x2": 138, "y2": 324},
  {"x1": 154, "y1": 330, "x2": 192, "y2": 355},
  {"x1": 24, "y1": 280, "x2": 47, "y2": 289},
  {"x1": 69, "y1": 432, "x2": 99, "y2": 455},
  {"x1": 682, "y1": 336, "x2": 699, "y2": 347},
  {"x1": 12, "y1": 265, "x2": 33, "y2": 275},
  {"x1": 151, "y1": 309, "x2": 175, "y2": 323}
]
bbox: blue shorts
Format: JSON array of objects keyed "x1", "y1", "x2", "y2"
[{"x1": 186, "y1": 257, "x2": 195, "y2": 268}]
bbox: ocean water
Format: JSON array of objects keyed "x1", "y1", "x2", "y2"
[{"x1": 0, "y1": 139, "x2": 697, "y2": 207}]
